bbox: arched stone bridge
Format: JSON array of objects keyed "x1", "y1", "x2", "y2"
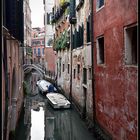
[{"x1": 23, "y1": 64, "x2": 45, "y2": 76}]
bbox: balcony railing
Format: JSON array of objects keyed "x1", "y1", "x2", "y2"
[{"x1": 51, "y1": 2, "x2": 70, "y2": 24}]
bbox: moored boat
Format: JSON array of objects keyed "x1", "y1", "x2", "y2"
[
  {"x1": 46, "y1": 93, "x2": 71, "y2": 109},
  {"x1": 36, "y1": 79, "x2": 57, "y2": 94}
]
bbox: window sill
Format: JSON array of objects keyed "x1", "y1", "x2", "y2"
[
  {"x1": 72, "y1": 46, "x2": 84, "y2": 51},
  {"x1": 84, "y1": 42, "x2": 91, "y2": 46},
  {"x1": 97, "y1": 63, "x2": 106, "y2": 67},
  {"x1": 82, "y1": 83, "x2": 87, "y2": 88},
  {"x1": 96, "y1": 5, "x2": 104, "y2": 13},
  {"x1": 125, "y1": 64, "x2": 138, "y2": 68}
]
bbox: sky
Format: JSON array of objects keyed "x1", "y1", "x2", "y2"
[{"x1": 29, "y1": 0, "x2": 44, "y2": 28}]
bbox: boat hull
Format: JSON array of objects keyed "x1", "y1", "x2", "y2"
[
  {"x1": 46, "y1": 93, "x2": 71, "y2": 109},
  {"x1": 37, "y1": 79, "x2": 57, "y2": 94}
]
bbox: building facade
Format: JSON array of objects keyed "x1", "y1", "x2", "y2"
[
  {"x1": 51, "y1": 0, "x2": 71, "y2": 96},
  {"x1": 43, "y1": 0, "x2": 55, "y2": 47},
  {"x1": 2, "y1": 0, "x2": 24, "y2": 140},
  {"x1": 23, "y1": 0, "x2": 32, "y2": 64},
  {"x1": 52, "y1": 0, "x2": 93, "y2": 121},
  {"x1": 53, "y1": 0, "x2": 138, "y2": 139},
  {"x1": 31, "y1": 28, "x2": 45, "y2": 65},
  {"x1": 43, "y1": 0, "x2": 56, "y2": 73},
  {"x1": 70, "y1": 0, "x2": 93, "y2": 120},
  {"x1": 93, "y1": 0, "x2": 138, "y2": 139}
]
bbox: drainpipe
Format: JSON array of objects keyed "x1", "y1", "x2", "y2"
[
  {"x1": 90, "y1": 0, "x2": 96, "y2": 124},
  {"x1": 1, "y1": 0, "x2": 3, "y2": 139},
  {"x1": 69, "y1": 24, "x2": 73, "y2": 101}
]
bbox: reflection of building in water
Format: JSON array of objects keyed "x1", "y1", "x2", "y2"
[
  {"x1": 53, "y1": 111, "x2": 73, "y2": 140},
  {"x1": 44, "y1": 104, "x2": 73, "y2": 140},
  {"x1": 45, "y1": 117, "x2": 55, "y2": 140},
  {"x1": 44, "y1": 106, "x2": 95, "y2": 140},
  {"x1": 44, "y1": 104, "x2": 55, "y2": 140}
]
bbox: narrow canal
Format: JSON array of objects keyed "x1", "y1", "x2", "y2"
[{"x1": 15, "y1": 71, "x2": 96, "y2": 140}]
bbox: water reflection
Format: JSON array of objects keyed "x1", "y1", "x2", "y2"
[
  {"x1": 45, "y1": 104, "x2": 95, "y2": 140},
  {"x1": 15, "y1": 72, "x2": 96, "y2": 140}
]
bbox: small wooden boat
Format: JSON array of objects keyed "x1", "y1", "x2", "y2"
[
  {"x1": 46, "y1": 93, "x2": 71, "y2": 109},
  {"x1": 36, "y1": 79, "x2": 57, "y2": 94}
]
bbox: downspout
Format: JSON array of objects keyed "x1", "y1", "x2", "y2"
[
  {"x1": 69, "y1": 24, "x2": 73, "y2": 101},
  {"x1": 69, "y1": 0, "x2": 76, "y2": 102},
  {"x1": 90, "y1": 0, "x2": 96, "y2": 124},
  {"x1": 1, "y1": 0, "x2": 3, "y2": 139}
]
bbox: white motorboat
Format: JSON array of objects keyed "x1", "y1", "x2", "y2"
[
  {"x1": 36, "y1": 79, "x2": 57, "y2": 94},
  {"x1": 46, "y1": 93, "x2": 71, "y2": 109}
]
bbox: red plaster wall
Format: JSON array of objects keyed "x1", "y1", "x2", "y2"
[
  {"x1": 93, "y1": 0, "x2": 137, "y2": 139},
  {"x1": 44, "y1": 47, "x2": 56, "y2": 72}
]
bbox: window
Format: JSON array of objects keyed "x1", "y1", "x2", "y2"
[
  {"x1": 37, "y1": 41, "x2": 41, "y2": 45},
  {"x1": 74, "y1": 69, "x2": 76, "y2": 79},
  {"x1": 88, "y1": 68, "x2": 92, "y2": 80},
  {"x1": 86, "y1": 15, "x2": 91, "y2": 43},
  {"x1": 124, "y1": 25, "x2": 137, "y2": 65},
  {"x1": 42, "y1": 48, "x2": 44, "y2": 55},
  {"x1": 96, "y1": 0, "x2": 104, "y2": 10},
  {"x1": 69, "y1": 0, "x2": 76, "y2": 22},
  {"x1": 68, "y1": 64, "x2": 70, "y2": 74},
  {"x1": 34, "y1": 48, "x2": 36, "y2": 55},
  {"x1": 59, "y1": 58, "x2": 61, "y2": 77},
  {"x1": 79, "y1": 24, "x2": 84, "y2": 47},
  {"x1": 72, "y1": 25, "x2": 84, "y2": 49},
  {"x1": 96, "y1": 36, "x2": 104, "y2": 64},
  {"x1": 77, "y1": 64, "x2": 80, "y2": 80},
  {"x1": 32, "y1": 40, "x2": 41, "y2": 46},
  {"x1": 47, "y1": 13, "x2": 52, "y2": 25},
  {"x1": 42, "y1": 40, "x2": 45, "y2": 45},
  {"x1": 57, "y1": 63, "x2": 58, "y2": 76},
  {"x1": 83, "y1": 68, "x2": 87, "y2": 84},
  {"x1": 73, "y1": 30, "x2": 77, "y2": 49},
  {"x1": 38, "y1": 48, "x2": 41, "y2": 56},
  {"x1": 63, "y1": 64, "x2": 65, "y2": 72}
]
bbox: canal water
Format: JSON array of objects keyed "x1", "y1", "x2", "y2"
[{"x1": 15, "y1": 71, "x2": 96, "y2": 140}]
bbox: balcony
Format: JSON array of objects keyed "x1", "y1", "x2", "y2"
[{"x1": 51, "y1": 2, "x2": 70, "y2": 24}]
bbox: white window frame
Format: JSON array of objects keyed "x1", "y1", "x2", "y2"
[{"x1": 96, "y1": 0, "x2": 105, "y2": 12}]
